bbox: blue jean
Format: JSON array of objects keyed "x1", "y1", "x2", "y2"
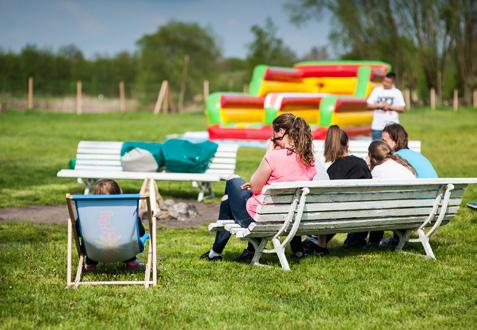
[
  {"x1": 212, "y1": 178, "x2": 255, "y2": 254},
  {"x1": 372, "y1": 130, "x2": 382, "y2": 140}
]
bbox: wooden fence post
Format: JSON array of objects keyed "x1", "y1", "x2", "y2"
[
  {"x1": 164, "y1": 82, "x2": 170, "y2": 113},
  {"x1": 404, "y1": 88, "x2": 411, "y2": 110},
  {"x1": 28, "y1": 77, "x2": 34, "y2": 109},
  {"x1": 119, "y1": 81, "x2": 126, "y2": 113},
  {"x1": 178, "y1": 55, "x2": 190, "y2": 113},
  {"x1": 430, "y1": 88, "x2": 436, "y2": 110},
  {"x1": 453, "y1": 89, "x2": 458, "y2": 112},
  {"x1": 203, "y1": 80, "x2": 209, "y2": 104},
  {"x1": 76, "y1": 81, "x2": 82, "y2": 115},
  {"x1": 154, "y1": 80, "x2": 169, "y2": 114},
  {"x1": 473, "y1": 90, "x2": 477, "y2": 108}
]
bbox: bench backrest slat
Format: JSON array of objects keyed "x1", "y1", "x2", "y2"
[{"x1": 261, "y1": 187, "x2": 465, "y2": 204}]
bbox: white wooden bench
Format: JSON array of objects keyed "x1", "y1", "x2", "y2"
[
  {"x1": 313, "y1": 140, "x2": 421, "y2": 163},
  {"x1": 208, "y1": 178, "x2": 477, "y2": 270},
  {"x1": 57, "y1": 141, "x2": 239, "y2": 201}
]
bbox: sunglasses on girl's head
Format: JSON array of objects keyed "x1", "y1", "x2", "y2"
[{"x1": 271, "y1": 133, "x2": 287, "y2": 142}]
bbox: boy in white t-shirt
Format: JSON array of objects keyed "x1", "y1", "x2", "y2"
[{"x1": 367, "y1": 72, "x2": 405, "y2": 140}]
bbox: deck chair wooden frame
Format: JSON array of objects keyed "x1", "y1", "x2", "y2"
[{"x1": 66, "y1": 192, "x2": 158, "y2": 289}]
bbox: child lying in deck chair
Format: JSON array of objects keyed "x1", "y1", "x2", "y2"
[{"x1": 82, "y1": 179, "x2": 146, "y2": 271}]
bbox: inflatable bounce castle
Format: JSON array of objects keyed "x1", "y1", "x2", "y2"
[{"x1": 206, "y1": 60, "x2": 391, "y2": 140}]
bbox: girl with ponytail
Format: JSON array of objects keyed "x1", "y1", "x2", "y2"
[
  {"x1": 368, "y1": 140, "x2": 416, "y2": 178},
  {"x1": 201, "y1": 113, "x2": 316, "y2": 262},
  {"x1": 360, "y1": 140, "x2": 417, "y2": 246},
  {"x1": 300, "y1": 125, "x2": 372, "y2": 255}
]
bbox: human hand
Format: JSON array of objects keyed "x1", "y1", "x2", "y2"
[{"x1": 240, "y1": 182, "x2": 252, "y2": 190}]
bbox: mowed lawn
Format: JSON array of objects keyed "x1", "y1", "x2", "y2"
[{"x1": 0, "y1": 108, "x2": 476, "y2": 329}]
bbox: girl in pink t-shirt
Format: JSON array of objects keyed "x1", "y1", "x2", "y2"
[{"x1": 201, "y1": 113, "x2": 316, "y2": 262}]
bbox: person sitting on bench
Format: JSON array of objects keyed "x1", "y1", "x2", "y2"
[
  {"x1": 200, "y1": 113, "x2": 316, "y2": 263},
  {"x1": 382, "y1": 123, "x2": 437, "y2": 179},
  {"x1": 380, "y1": 123, "x2": 438, "y2": 247},
  {"x1": 302, "y1": 125, "x2": 373, "y2": 253}
]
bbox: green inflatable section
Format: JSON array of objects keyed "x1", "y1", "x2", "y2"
[
  {"x1": 354, "y1": 66, "x2": 372, "y2": 98},
  {"x1": 206, "y1": 92, "x2": 222, "y2": 124},
  {"x1": 248, "y1": 65, "x2": 268, "y2": 96},
  {"x1": 264, "y1": 107, "x2": 278, "y2": 125},
  {"x1": 318, "y1": 96, "x2": 337, "y2": 128}
]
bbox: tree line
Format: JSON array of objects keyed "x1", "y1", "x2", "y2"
[
  {"x1": 0, "y1": 20, "x2": 325, "y2": 104},
  {"x1": 287, "y1": 0, "x2": 476, "y2": 104},
  {"x1": 1, "y1": 1, "x2": 474, "y2": 105}
]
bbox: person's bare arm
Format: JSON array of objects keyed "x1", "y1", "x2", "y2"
[
  {"x1": 380, "y1": 103, "x2": 405, "y2": 112},
  {"x1": 367, "y1": 103, "x2": 386, "y2": 110},
  {"x1": 389, "y1": 105, "x2": 405, "y2": 113},
  {"x1": 240, "y1": 157, "x2": 272, "y2": 194}
]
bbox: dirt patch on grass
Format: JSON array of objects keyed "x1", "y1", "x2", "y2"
[{"x1": 0, "y1": 199, "x2": 219, "y2": 228}]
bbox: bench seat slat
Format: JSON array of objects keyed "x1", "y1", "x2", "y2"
[
  {"x1": 208, "y1": 220, "x2": 236, "y2": 231},
  {"x1": 57, "y1": 169, "x2": 225, "y2": 181}
]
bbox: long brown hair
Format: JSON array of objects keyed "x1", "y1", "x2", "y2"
[
  {"x1": 94, "y1": 179, "x2": 122, "y2": 195},
  {"x1": 324, "y1": 125, "x2": 348, "y2": 162},
  {"x1": 368, "y1": 140, "x2": 416, "y2": 174},
  {"x1": 272, "y1": 113, "x2": 314, "y2": 167},
  {"x1": 383, "y1": 123, "x2": 408, "y2": 150}
]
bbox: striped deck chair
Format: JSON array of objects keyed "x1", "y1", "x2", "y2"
[{"x1": 66, "y1": 194, "x2": 157, "y2": 288}]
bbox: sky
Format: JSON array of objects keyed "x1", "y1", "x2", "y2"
[{"x1": 0, "y1": 0, "x2": 333, "y2": 59}]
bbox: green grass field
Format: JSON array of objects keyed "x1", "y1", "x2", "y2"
[{"x1": 1, "y1": 108, "x2": 476, "y2": 328}]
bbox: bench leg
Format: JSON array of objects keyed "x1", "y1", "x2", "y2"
[
  {"x1": 250, "y1": 239, "x2": 267, "y2": 266},
  {"x1": 196, "y1": 182, "x2": 214, "y2": 202},
  {"x1": 272, "y1": 238, "x2": 290, "y2": 271},
  {"x1": 82, "y1": 179, "x2": 95, "y2": 195},
  {"x1": 417, "y1": 229, "x2": 436, "y2": 259},
  {"x1": 395, "y1": 229, "x2": 411, "y2": 252}
]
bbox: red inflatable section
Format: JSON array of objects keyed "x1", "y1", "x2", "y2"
[
  {"x1": 334, "y1": 99, "x2": 368, "y2": 112},
  {"x1": 294, "y1": 64, "x2": 389, "y2": 78},
  {"x1": 208, "y1": 125, "x2": 273, "y2": 140},
  {"x1": 208, "y1": 125, "x2": 370, "y2": 141},
  {"x1": 280, "y1": 96, "x2": 322, "y2": 109},
  {"x1": 220, "y1": 95, "x2": 265, "y2": 108},
  {"x1": 370, "y1": 68, "x2": 386, "y2": 81},
  {"x1": 263, "y1": 68, "x2": 303, "y2": 82}
]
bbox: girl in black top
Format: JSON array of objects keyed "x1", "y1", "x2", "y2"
[{"x1": 302, "y1": 125, "x2": 371, "y2": 255}]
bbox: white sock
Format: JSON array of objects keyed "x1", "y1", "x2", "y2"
[{"x1": 209, "y1": 250, "x2": 222, "y2": 258}]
